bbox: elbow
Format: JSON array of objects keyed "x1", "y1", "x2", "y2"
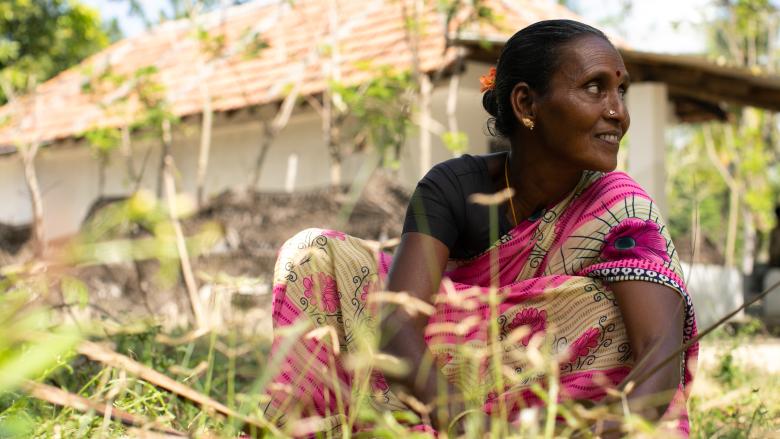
[{"x1": 631, "y1": 334, "x2": 683, "y2": 388}]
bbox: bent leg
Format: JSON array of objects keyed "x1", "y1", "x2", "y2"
[{"x1": 264, "y1": 228, "x2": 402, "y2": 430}]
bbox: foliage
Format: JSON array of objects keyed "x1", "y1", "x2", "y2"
[
  {"x1": 442, "y1": 131, "x2": 469, "y2": 155},
  {"x1": 84, "y1": 126, "x2": 122, "y2": 160},
  {"x1": 0, "y1": 282, "x2": 80, "y2": 395},
  {"x1": 115, "y1": 0, "x2": 255, "y2": 28},
  {"x1": 689, "y1": 318, "x2": 780, "y2": 438},
  {"x1": 334, "y1": 66, "x2": 415, "y2": 169},
  {"x1": 667, "y1": 127, "x2": 730, "y2": 255},
  {"x1": 81, "y1": 64, "x2": 177, "y2": 155},
  {"x1": 666, "y1": 0, "x2": 780, "y2": 265},
  {"x1": 0, "y1": 0, "x2": 108, "y2": 103},
  {"x1": 0, "y1": 325, "x2": 267, "y2": 437}
]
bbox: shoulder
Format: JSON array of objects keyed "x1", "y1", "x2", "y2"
[
  {"x1": 577, "y1": 171, "x2": 652, "y2": 206},
  {"x1": 423, "y1": 152, "x2": 506, "y2": 183},
  {"x1": 425, "y1": 154, "x2": 488, "y2": 179}
]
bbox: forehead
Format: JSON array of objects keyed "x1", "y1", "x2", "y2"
[{"x1": 553, "y1": 35, "x2": 626, "y2": 81}]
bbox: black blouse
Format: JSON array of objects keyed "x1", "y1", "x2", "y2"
[{"x1": 402, "y1": 153, "x2": 514, "y2": 259}]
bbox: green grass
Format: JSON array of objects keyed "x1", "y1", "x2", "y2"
[
  {"x1": 689, "y1": 321, "x2": 780, "y2": 439},
  {"x1": 0, "y1": 319, "x2": 776, "y2": 438},
  {"x1": 2, "y1": 196, "x2": 778, "y2": 438}
]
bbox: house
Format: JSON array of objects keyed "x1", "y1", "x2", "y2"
[
  {"x1": 2, "y1": 0, "x2": 779, "y2": 243},
  {"x1": 0, "y1": 0, "x2": 612, "y2": 241}
]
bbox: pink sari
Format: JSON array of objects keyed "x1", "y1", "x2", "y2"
[{"x1": 265, "y1": 171, "x2": 698, "y2": 435}]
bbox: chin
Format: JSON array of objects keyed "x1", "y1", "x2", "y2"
[
  {"x1": 597, "y1": 162, "x2": 618, "y2": 173},
  {"x1": 585, "y1": 161, "x2": 617, "y2": 172},
  {"x1": 582, "y1": 158, "x2": 618, "y2": 173}
]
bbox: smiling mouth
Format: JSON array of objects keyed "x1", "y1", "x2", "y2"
[{"x1": 596, "y1": 133, "x2": 620, "y2": 144}]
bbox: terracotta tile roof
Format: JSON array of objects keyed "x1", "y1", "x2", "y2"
[{"x1": 0, "y1": 0, "x2": 610, "y2": 147}]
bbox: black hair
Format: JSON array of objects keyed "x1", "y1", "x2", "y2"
[
  {"x1": 482, "y1": 19, "x2": 612, "y2": 138},
  {"x1": 775, "y1": 204, "x2": 780, "y2": 218}
]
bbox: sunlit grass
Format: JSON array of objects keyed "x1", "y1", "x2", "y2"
[{"x1": 1, "y1": 192, "x2": 778, "y2": 438}]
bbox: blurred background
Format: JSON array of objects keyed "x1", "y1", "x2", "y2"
[{"x1": 1, "y1": 0, "x2": 779, "y2": 437}]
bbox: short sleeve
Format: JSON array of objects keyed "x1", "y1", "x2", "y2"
[
  {"x1": 402, "y1": 163, "x2": 463, "y2": 249},
  {"x1": 567, "y1": 172, "x2": 698, "y2": 389},
  {"x1": 576, "y1": 191, "x2": 687, "y2": 299},
  {"x1": 564, "y1": 173, "x2": 696, "y2": 344}
]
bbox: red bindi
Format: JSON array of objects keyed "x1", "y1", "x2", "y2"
[{"x1": 616, "y1": 70, "x2": 621, "y2": 77}]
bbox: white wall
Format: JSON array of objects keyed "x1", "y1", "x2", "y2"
[
  {"x1": 681, "y1": 262, "x2": 744, "y2": 329},
  {"x1": 0, "y1": 61, "x2": 494, "y2": 240},
  {"x1": 0, "y1": 156, "x2": 30, "y2": 225}
]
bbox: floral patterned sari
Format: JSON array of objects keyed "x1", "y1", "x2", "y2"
[{"x1": 265, "y1": 171, "x2": 698, "y2": 436}]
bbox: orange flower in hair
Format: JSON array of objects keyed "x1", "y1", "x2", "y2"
[{"x1": 480, "y1": 66, "x2": 497, "y2": 92}]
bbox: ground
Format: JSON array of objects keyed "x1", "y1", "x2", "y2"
[{"x1": 14, "y1": 170, "x2": 412, "y2": 331}]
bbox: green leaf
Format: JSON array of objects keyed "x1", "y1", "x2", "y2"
[
  {"x1": 442, "y1": 131, "x2": 468, "y2": 154},
  {"x1": 0, "y1": 329, "x2": 80, "y2": 393},
  {"x1": 61, "y1": 276, "x2": 88, "y2": 310}
]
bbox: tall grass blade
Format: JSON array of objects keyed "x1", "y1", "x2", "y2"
[{"x1": 23, "y1": 380, "x2": 186, "y2": 436}]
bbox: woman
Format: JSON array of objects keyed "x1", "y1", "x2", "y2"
[{"x1": 265, "y1": 19, "x2": 698, "y2": 436}]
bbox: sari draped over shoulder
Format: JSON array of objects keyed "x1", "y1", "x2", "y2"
[{"x1": 265, "y1": 171, "x2": 698, "y2": 436}]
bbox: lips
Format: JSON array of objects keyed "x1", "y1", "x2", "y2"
[{"x1": 595, "y1": 132, "x2": 622, "y2": 145}]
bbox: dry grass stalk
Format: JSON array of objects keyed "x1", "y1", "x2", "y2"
[
  {"x1": 622, "y1": 277, "x2": 780, "y2": 392},
  {"x1": 155, "y1": 327, "x2": 211, "y2": 345},
  {"x1": 22, "y1": 380, "x2": 186, "y2": 436},
  {"x1": 306, "y1": 326, "x2": 341, "y2": 355},
  {"x1": 77, "y1": 340, "x2": 281, "y2": 435},
  {"x1": 162, "y1": 157, "x2": 206, "y2": 329},
  {"x1": 370, "y1": 290, "x2": 436, "y2": 316},
  {"x1": 468, "y1": 188, "x2": 514, "y2": 206},
  {"x1": 125, "y1": 428, "x2": 189, "y2": 439}
]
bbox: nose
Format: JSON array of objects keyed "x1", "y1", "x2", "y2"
[{"x1": 605, "y1": 91, "x2": 629, "y2": 126}]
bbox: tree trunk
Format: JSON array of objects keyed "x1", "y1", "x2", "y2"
[
  {"x1": 98, "y1": 156, "x2": 107, "y2": 197},
  {"x1": 703, "y1": 124, "x2": 741, "y2": 266},
  {"x1": 725, "y1": 187, "x2": 739, "y2": 267},
  {"x1": 120, "y1": 125, "x2": 138, "y2": 185},
  {"x1": 6, "y1": 77, "x2": 46, "y2": 255},
  {"x1": 323, "y1": 83, "x2": 342, "y2": 188},
  {"x1": 196, "y1": 81, "x2": 213, "y2": 207},
  {"x1": 325, "y1": 0, "x2": 342, "y2": 188},
  {"x1": 156, "y1": 119, "x2": 173, "y2": 197},
  {"x1": 250, "y1": 78, "x2": 303, "y2": 188},
  {"x1": 21, "y1": 147, "x2": 45, "y2": 256},
  {"x1": 446, "y1": 51, "x2": 463, "y2": 158},
  {"x1": 691, "y1": 196, "x2": 701, "y2": 263},
  {"x1": 251, "y1": 123, "x2": 274, "y2": 189},
  {"x1": 748, "y1": 20, "x2": 757, "y2": 67},
  {"x1": 328, "y1": 124, "x2": 342, "y2": 187},
  {"x1": 742, "y1": 208, "x2": 757, "y2": 275},
  {"x1": 418, "y1": 73, "x2": 433, "y2": 178}
]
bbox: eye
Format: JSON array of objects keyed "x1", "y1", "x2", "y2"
[
  {"x1": 586, "y1": 83, "x2": 601, "y2": 94},
  {"x1": 618, "y1": 86, "x2": 628, "y2": 99}
]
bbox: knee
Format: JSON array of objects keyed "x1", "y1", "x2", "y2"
[
  {"x1": 274, "y1": 228, "x2": 330, "y2": 276},
  {"x1": 278, "y1": 227, "x2": 324, "y2": 258}
]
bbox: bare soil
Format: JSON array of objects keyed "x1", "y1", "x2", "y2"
[{"x1": 3, "y1": 170, "x2": 410, "y2": 329}]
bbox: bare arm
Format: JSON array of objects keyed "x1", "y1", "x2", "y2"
[
  {"x1": 382, "y1": 232, "x2": 453, "y2": 423},
  {"x1": 610, "y1": 281, "x2": 684, "y2": 420}
]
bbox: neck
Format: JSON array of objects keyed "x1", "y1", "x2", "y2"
[{"x1": 506, "y1": 145, "x2": 582, "y2": 219}]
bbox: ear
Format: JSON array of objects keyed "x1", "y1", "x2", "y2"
[{"x1": 510, "y1": 82, "x2": 535, "y2": 123}]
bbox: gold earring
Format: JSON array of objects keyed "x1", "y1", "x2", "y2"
[{"x1": 522, "y1": 117, "x2": 535, "y2": 130}]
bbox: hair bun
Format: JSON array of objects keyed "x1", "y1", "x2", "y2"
[{"x1": 482, "y1": 89, "x2": 499, "y2": 117}]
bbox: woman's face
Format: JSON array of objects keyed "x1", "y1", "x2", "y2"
[{"x1": 532, "y1": 34, "x2": 630, "y2": 172}]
